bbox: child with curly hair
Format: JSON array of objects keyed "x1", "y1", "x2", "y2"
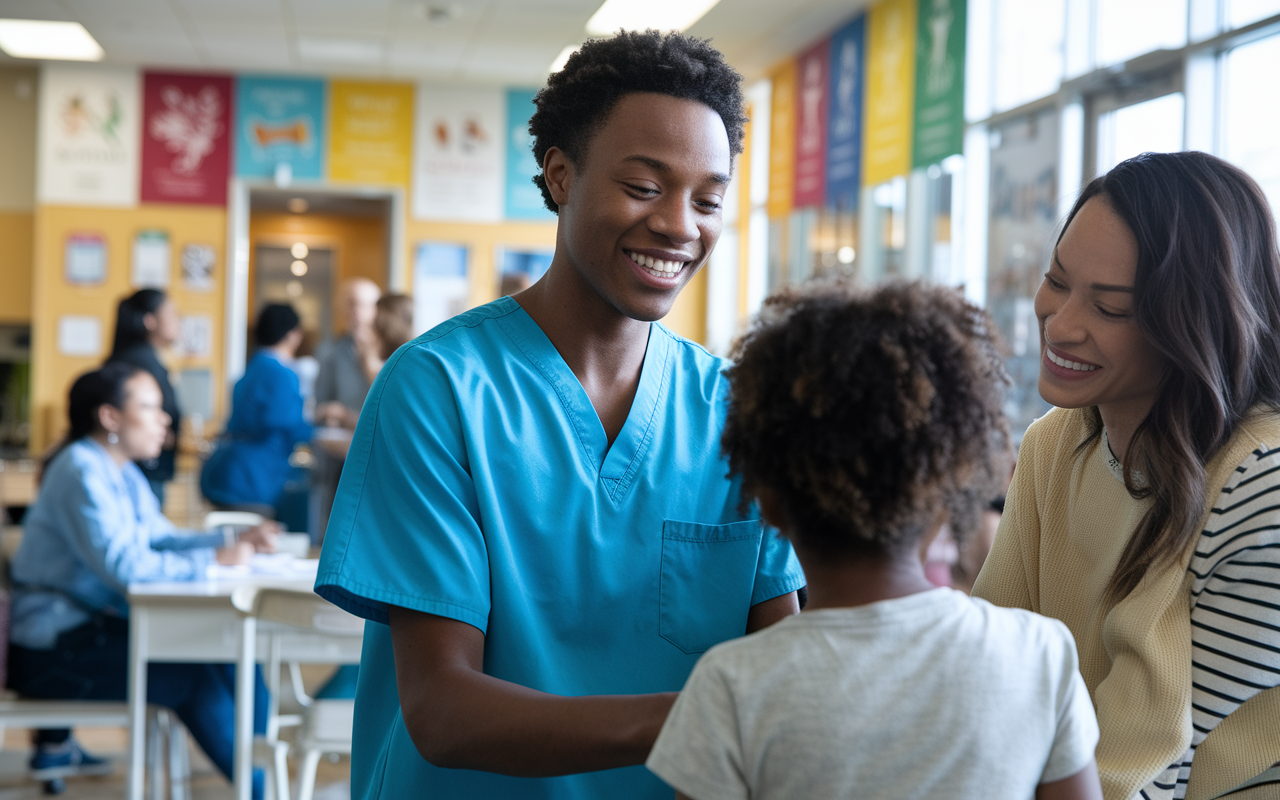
[{"x1": 647, "y1": 281, "x2": 1103, "y2": 800}]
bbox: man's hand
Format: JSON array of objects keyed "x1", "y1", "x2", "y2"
[
  {"x1": 388, "y1": 606, "x2": 677, "y2": 777},
  {"x1": 238, "y1": 522, "x2": 280, "y2": 553}
]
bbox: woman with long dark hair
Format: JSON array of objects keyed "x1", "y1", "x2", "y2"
[
  {"x1": 107, "y1": 289, "x2": 182, "y2": 503},
  {"x1": 9, "y1": 363, "x2": 277, "y2": 796},
  {"x1": 974, "y1": 151, "x2": 1280, "y2": 799}
]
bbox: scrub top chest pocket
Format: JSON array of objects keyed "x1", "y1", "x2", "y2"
[{"x1": 659, "y1": 519, "x2": 764, "y2": 654}]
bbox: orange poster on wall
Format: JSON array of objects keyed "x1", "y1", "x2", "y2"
[
  {"x1": 863, "y1": 0, "x2": 918, "y2": 186},
  {"x1": 767, "y1": 59, "x2": 797, "y2": 218},
  {"x1": 329, "y1": 80, "x2": 414, "y2": 186}
]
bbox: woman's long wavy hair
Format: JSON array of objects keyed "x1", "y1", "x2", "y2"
[{"x1": 1062, "y1": 152, "x2": 1280, "y2": 602}]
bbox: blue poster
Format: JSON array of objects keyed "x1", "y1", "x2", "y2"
[
  {"x1": 234, "y1": 76, "x2": 325, "y2": 180},
  {"x1": 825, "y1": 15, "x2": 865, "y2": 211},
  {"x1": 505, "y1": 88, "x2": 555, "y2": 220}
]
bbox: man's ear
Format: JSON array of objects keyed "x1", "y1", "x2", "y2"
[{"x1": 542, "y1": 147, "x2": 573, "y2": 208}]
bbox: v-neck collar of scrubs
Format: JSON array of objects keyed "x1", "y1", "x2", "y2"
[{"x1": 495, "y1": 296, "x2": 673, "y2": 497}]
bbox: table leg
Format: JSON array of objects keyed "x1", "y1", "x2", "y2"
[
  {"x1": 235, "y1": 615, "x2": 256, "y2": 800},
  {"x1": 127, "y1": 605, "x2": 150, "y2": 800}
]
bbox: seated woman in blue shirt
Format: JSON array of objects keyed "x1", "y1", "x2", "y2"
[
  {"x1": 202, "y1": 304, "x2": 346, "y2": 517},
  {"x1": 8, "y1": 362, "x2": 278, "y2": 797}
]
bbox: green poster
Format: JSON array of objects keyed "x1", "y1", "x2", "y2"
[{"x1": 912, "y1": 0, "x2": 966, "y2": 168}]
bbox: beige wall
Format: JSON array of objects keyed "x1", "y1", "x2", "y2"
[{"x1": 0, "y1": 68, "x2": 38, "y2": 323}]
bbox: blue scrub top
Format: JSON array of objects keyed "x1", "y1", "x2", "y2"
[{"x1": 315, "y1": 297, "x2": 805, "y2": 800}]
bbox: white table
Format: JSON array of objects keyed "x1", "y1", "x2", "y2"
[{"x1": 126, "y1": 572, "x2": 363, "y2": 800}]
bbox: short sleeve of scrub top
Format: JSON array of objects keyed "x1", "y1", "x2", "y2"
[{"x1": 315, "y1": 297, "x2": 805, "y2": 800}]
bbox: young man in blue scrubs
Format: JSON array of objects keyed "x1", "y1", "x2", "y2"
[{"x1": 315, "y1": 30, "x2": 805, "y2": 799}]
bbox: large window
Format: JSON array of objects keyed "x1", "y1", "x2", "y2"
[
  {"x1": 1224, "y1": 32, "x2": 1280, "y2": 211},
  {"x1": 992, "y1": 0, "x2": 1065, "y2": 112},
  {"x1": 1229, "y1": 0, "x2": 1280, "y2": 27},
  {"x1": 1096, "y1": 0, "x2": 1188, "y2": 66},
  {"x1": 1096, "y1": 92, "x2": 1186, "y2": 174}
]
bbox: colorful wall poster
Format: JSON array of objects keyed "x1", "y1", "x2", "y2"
[
  {"x1": 330, "y1": 80, "x2": 414, "y2": 186},
  {"x1": 826, "y1": 15, "x2": 866, "y2": 211},
  {"x1": 140, "y1": 72, "x2": 233, "y2": 205},
  {"x1": 913, "y1": 0, "x2": 967, "y2": 167},
  {"x1": 767, "y1": 59, "x2": 798, "y2": 218},
  {"x1": 64, "y1": 233, "x2": 107, "y2": 285},
  {"x1": 505, "y1": 89, "x2": 555, "y2": 220},
  {"x1": 414, "y1": 87, "x2": 505, "y2": 222},
  {"x1": 132, "y1": 229, "x2": 171, "y2": 288},
  {"x1": 793, "y1": 38, "x2": 831, "y2": 208},
  {"x1": 37, "y1": 64, "x2": 141, "y2": 206},
  {"x1": 498, "y1": 246, "x2": 553, "y2": 295},
  {"x1": 863, "y1": 0, "x2": 918, "y2": 186},
  {"x1": 234, "y1": 76, "x2": 325, "y2": 180},
  {"x1": 413, "y1": 242, "x2": 469, "y2": 333},
  {"x1": 179, "y1": 314, "x2": 213, "y2": 358}
]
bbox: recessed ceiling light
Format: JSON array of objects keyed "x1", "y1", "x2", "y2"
[
  {"x1": 297, "y1": 35, "x2": 384, "y2": 65},
  {"x1": 0, "y1": 19, "x2": 104, "y2": 61},
  {"x1": 291, "y1": 242, "x2": 309, "y2": 259},
  {"x1": 550, "y1": 45, "x2": 578, "y2": 73},
  {"x1": 584, "y1": 0, "x2": 722, "y2": 36},
  {"x1": 291, "y1": 260, "x2": 309, "y2": 276},
  {"x1": 287, "y1": 197, "x2": 308, "y2": 214}
]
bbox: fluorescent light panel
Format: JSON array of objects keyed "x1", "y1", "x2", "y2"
[
  {"x1": 585, "y1": 0, "x2": 722, "y2": 36},
  {"x1": 0, "y1": 19, "x2": 103, "y2": 61},
  {"x1": 550, "y1": 44, "x2": 577, "y2": 73}
]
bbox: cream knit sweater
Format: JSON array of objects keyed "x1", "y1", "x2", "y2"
[{"x1": 973, "y1": 406, "x2": 1280, "y2": 800}]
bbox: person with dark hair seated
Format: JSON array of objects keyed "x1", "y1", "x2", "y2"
[
  {"x1": 8, "y1": 362, "x2": 277, "y2": 797},
  {"x1": 647, "y1": 281, "x2": 1102, "y2": 800},
  {"x1": 106, "y1": 289, "x2": 182, "y2": 504},
  {"x1": 314, "y1": 30, "x2": 803, "y2": 800},
  {"x1": 202, "y1": 304, "x2": 347, "y2": 516}
]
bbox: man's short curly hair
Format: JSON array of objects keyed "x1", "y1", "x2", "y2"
[
  {"x1": 723, "y1": 280, "x2": 1011, "y2": 558},
  {"x1": 529, "y1": 30, "x2": 747, "y2": 213}
]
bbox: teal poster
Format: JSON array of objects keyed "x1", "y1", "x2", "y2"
[
  {"x1": 235, "y1": 76, "x2": 325, "y2": 180},
  {"x1": 505, "y1": 89, "x2": 555, "y2": 220}
]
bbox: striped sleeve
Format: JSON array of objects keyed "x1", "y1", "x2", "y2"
[{"x1": 1145, "y1": 446, "x2": 1280, "y2": 800}]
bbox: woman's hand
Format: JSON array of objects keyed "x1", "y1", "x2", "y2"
[
  {"x1": 238, "y1": 522, "x2": 280, "y2": 553},
  {"x1": 315, "y1": 401, "x2": 359, "y2": 430},
  {"x1": 215, "y1": 540, "x2": 255, "y2": 565}
]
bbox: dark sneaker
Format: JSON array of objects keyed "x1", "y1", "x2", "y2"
[{"x1": 29, "y1": 741, "x2": 114, "y2": 781}]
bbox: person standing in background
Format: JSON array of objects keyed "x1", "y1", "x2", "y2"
[
  {"x1": 107, "y1": 289, "x2": 182, "y2": 505},
  {"x1": 311, "y1": 278, "x2": 380, "y2": 542}
]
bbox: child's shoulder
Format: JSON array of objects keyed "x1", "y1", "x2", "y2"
[{"x1": 961, "y1": 594, "x2": 1079, "y2": 663}]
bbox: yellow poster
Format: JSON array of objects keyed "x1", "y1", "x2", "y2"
[
  {"x1": 329, "y1": 80, "x2": 414, "y2": 186},
  {"x1": 767, "y1": 60, "x2": 797, "y2": 218},
  {"x1": 863, "y1": 0, "x2": 918, "y2": 186}
]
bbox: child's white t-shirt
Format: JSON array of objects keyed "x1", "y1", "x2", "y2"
[{"x1": 646, "y1": 588, "x2": 1098, "y2": 800}]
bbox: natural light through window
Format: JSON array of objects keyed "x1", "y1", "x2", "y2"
[
  {"x1": 1224, "y1": 34, "x2": 1280, "y2": 212},
  {"x1": 993, "y1": 0, "x2": 1065, "y2": 111},
  {"x1": 1229, "y1": 0, "x2": 1280, "y2": 27},
  {"x1": 1096, "y1": 0, "x2": 1187, "y2": 66},
  {"x1": 1096, "y1": 93, "x2": 1185, "y2": 175}
]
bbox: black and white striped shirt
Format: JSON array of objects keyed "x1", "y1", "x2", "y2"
[{"x1": 1136, "y1": 446, "x2": 1280, "y2": 800}]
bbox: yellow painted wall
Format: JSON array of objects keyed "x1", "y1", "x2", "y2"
[
  {"x1": 0, "y1": 211, "x2": 34, "y2": 323},
  {"x1": 30, "y1": 205, "x2": 227, "y2": 453}
]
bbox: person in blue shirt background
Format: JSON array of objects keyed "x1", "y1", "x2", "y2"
[
  {"x1": 202, "y1": 303, "x2": 348, "y2": 522},
  {"x1": 315, "y1": 30, "x2": 806, "y2": 800},
  {"x1": 8, "y1": 362, "x2": 278, "y2": 797}
]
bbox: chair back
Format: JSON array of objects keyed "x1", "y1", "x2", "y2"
[{"x1": 203, "y1": 511, "x2": 266, "y2": 530}]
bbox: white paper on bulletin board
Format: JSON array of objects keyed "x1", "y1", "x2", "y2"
[
  {"x1": 132, "y1": 230, "x2": 170, "y2": 287},
  {"x1": 413, "y1": 242, "x2": 469, "y2": 333},
  {"x1": 179, "y1": 314, "x2": 212, "y2": 358},
  {"x1": 65, "y1": 234, "x2": 107, "y2": 285},
  {"x1": 57, "y1": 315, "x2": 102, "y2": 357},
  {"x1": 37, "y1": 64, "x2": 141, "y2": 207},
  {"x1": 181, "y1": 243, "x2": 216, "y2": 292},
  {"x1": 412, "y1": 86, "x2": 505, "y2": 222}
]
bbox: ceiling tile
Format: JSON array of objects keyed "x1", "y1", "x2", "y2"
[
  {"x1": 0, "y1": 0, "x2": 74, "y2": 20},
  {"x1": 175, "y1": 0, "x2": 286, "y2": 27}
]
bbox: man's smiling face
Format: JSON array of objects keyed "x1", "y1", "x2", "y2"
[{"x1": 545, "y1": 91, "x2": 733, "y2": 323}]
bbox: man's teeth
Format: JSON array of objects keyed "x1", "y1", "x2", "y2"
[
  {"x1": 1047, "y1": 349, "x2": 1098, "y2": 372},
  {"x1": 627, "y1": 251, "x2": 684, "y2": 277}
]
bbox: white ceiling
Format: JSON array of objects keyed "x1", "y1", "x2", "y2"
[{"x1": 0, "y1": 0, "x2": 872, "y2": 86}]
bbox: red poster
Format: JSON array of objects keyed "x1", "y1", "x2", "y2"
[
  {"x1": 140, "y1": 72, "x2": 233, "y2": 205},
  {"x1": 793, "y1": 39, "x2": 831, "y2": 208}
]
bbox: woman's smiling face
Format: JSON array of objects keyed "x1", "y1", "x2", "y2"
[{"x1": 1034, "y1": 195, "x2": 1167, "y2": 422}]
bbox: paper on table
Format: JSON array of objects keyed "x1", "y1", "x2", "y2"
[{"x1": 206, "y1": 555, "x2": 319, "y2": 580}]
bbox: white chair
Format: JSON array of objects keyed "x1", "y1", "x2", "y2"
[
  {"x1": 0, "y1": 699, "x2": 190, "y2": 799},
  {"x1": 231, "y1": 587, "x2": 362, "y2": 800}
]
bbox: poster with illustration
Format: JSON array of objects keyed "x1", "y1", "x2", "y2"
[
  {"x1": 413, "y1": 242, "x2": 469, "y2": 332},
  {"x1": 141, "y1": 72, "x2": 233, "y2": 205},
  {"x1": 234, "y1": 76, "x2": 325, "y2": 180},
  {"x1": 132, "y1": 230, "x2": 171, "y2": 288},
  {"x1": 37, "y1": 64, "x2": 141, "y2": 206},
  {"x1": 413, "y1": 87, "x2": 505, "y2": 222},
  {"x1": 181, "y1": 243, "x2": 216, "y2": 291},
  {"x1": 504, "y1": 89, "x2": 555, "y2": 220}
]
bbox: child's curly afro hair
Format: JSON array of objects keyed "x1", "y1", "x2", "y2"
[
  {"x1": 723, "y1": 280, "x2": 1012, "y2": 558},
  {"x1": 529, "y1": 29, "x2": 747, "y2": 213}
]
